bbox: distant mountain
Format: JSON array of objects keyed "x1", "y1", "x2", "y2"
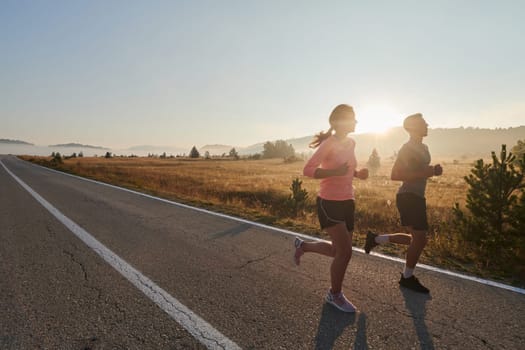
[
  {"x1": 0, "y1": 138, "x2": 33, "y2": 145},
  {"x1": 236, "y1": 142, "x2": 265, "y2": 155},
  {"x1": 58, "y1": 126, "x2": 519, "y2": 159},
  {"x1": 49, "y1": 143, "x2": 109, "y2": 150},
  {"x1": 240, "y1": 126, "x2": 525, "y2": 160}
]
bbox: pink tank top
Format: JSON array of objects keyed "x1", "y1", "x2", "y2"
[{"x1": 303, "y1": 135, "x2": 357, "y2": 201}]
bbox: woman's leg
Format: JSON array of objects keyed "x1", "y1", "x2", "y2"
[
  {"x1": 294, "y1": 239, "x2": 335, "y2": 265},
  {"x1": 301, "y1": 241, "x2": 335, "y2": 257},
  {"x1": 326, "y1": 223, "x2": 352, "y2": 294}
]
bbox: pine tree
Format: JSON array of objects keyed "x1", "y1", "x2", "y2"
[
  {"x1": 509, "y1": 151, "x2": 525, "y2": 265},
  {"x1": 512, "y1": 139, "x2": 525, "y2": 161},
  {"x1": 288, "y1": 178, "x2": 309, "y2": 217},
  {"x1": 229, "y1": 147, "x2": 239, "y2": 160},
  {"x1": 367, "y1": 148, "x2": 381, "y2": 176},
  {"x1": 453, "y1": 144, "x2": 525, "y2": 266},
  {"x1": 189, "y1": 146, "x2": 200, "y2": 158}
]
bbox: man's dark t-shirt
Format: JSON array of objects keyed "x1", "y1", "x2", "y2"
[{"x1": 394, "y1": 140, "x2": 431, "y2": 198}]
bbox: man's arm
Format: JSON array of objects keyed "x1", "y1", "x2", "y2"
[{"x1": 391, "y1": 160, "x2": 434, "y2": 181}]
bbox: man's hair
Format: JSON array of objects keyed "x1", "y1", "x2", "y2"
[{"x1": 403, "y1": 113, "x2": 424, "y2": 131}]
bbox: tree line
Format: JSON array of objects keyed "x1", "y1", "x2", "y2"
[{"x1": 188, "y1": 140, "x2": 299, "y2": 161}]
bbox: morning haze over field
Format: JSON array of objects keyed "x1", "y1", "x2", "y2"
[{"x1": 2, "y1": 126, "x2": 525, "y2": 160}]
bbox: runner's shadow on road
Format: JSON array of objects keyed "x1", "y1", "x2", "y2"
[
  {"x1": 209, "y1": 223, "x2": 252, "y2": 239},
  {"x1": 400, "y1": 287, "x2": 434, "y2": 350},
  {"x1": 314, "y1": 304, "x2": 368, "y2": 349}
]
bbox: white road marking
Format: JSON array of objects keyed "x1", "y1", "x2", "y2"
[
  {"x1": 6, "y1": 157, "x2": 525, "y2": 296},
  {"x1": 1, "y1": 159, "x2": 241, "y2": 350}
]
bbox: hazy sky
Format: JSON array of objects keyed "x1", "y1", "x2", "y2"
[{"x1": 1, "y1": 1, "x2": 524, "y2": 149}]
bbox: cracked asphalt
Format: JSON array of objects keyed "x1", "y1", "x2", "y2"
[{"x1": 1, "y1": 155, "x2": 524, "y2": 349}]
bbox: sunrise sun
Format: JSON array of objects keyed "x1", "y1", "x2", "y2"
[{"x1": 356, "y1": 105, "x2": 404, "y2": 134}]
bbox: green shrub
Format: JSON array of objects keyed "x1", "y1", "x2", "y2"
[{"x1": 453, "y1": 144, "x2": 525, "y2": 270}]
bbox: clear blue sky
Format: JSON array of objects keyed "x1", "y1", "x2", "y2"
[{"x1": 1, "y1": 0, "x2": 524, "y2": 149}]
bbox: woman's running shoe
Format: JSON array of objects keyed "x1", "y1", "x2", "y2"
[{"x1": 325, "y1": 289, "x2": 357, "y2": 313}]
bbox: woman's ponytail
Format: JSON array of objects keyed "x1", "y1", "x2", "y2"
[{"x1": 309, "y1": 126, "x2": 333, "y2": 148}]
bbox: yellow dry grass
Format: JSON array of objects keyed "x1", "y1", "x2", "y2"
[{"x1": 25, "y1": 156, "x2": 470, "y2": 218}]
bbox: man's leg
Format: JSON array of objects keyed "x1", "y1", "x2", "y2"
[
  {"x1": 364, "y1": 231, "x2": 411, "y2": 254},
  {"x1": 399, "y1": 229, "x2": 429, "y2": 293},
  {"x1": 404, "y1": 229, "x2": 427, "y2": 277}
]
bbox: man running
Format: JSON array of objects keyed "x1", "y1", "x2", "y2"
[{"x1": 364, "y1": 113, "x2": 442, "y2": 293}]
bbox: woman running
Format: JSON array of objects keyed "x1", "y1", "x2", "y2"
[{"x1": 294, "y1": 104, "x2": 368, "y2": 313}]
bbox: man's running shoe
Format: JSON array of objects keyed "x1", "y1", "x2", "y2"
[
  {"x1": 364, "y1": 231, "x2": 378, "y2": 254},
  {"x1": 399, "y1": 273, "x2": 430, "y2": 294},
  {"x1": 325, "y1": 289, "x2": 357, "y2": 313},
  {"x1": 294, "y1": 237, "x2": 304, "y2": 266}
]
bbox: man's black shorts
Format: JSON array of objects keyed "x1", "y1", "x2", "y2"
[
  {"x1": 396, "y1": 192, "x2": 428, "y2": 231},
  {"x1": 316, "y1": 197, "x2": 355, "y2": 232}
]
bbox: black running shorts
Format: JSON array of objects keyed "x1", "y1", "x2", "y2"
[
  {"x1": 396, "y1": 192, "x2": 428, "y2": 231},
  {"x1": 316, "y1": 197, "x2": 355, "y2": 232}
]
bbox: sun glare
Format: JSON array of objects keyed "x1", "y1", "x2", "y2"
[{"x1": 356, "y1": 105, "x2": 404, "y2": 135}]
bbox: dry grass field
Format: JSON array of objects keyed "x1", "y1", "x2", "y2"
[{"x1": 22, "y1": 155, "x2": 520, "y2": 285}]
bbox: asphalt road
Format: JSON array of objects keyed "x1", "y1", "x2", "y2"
[{"x1": 1, "y1": 155, "x2": 523, "y2": 349}]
